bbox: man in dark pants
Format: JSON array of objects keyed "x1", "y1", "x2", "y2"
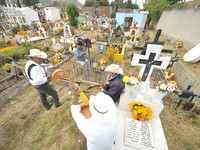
[
  {"x1": 25, "y1": 49, "x2": 64, "y2": 110},
  {"x1": 100, "y1": 64, "x2": 124, "y2": 103}
]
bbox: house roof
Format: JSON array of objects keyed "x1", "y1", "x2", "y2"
[{"x1": 33, "y1": 9, "x2": 42, "y2": 13}]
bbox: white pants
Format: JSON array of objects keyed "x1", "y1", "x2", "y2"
[{"x1": 77, "y1": 59, "x2": 90, "y2": 71}]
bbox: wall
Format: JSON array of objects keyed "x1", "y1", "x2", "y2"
[
  {"x1": 155, "y1": 6, "x2": 200, "y2": 50},
  {"x1": 98, "y1": 6, "x2": 112, "y2": 17},
  {"x1": 116, "y1": 12, "x2": 144, "y2": 33}
]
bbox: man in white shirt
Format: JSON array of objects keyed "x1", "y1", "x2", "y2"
[
  {"x1": 71, "y1": 88, "x2": 116, "y2": 150},
  {"x1": 25, "y1": 49, "x2": 64, "y2": 110}
]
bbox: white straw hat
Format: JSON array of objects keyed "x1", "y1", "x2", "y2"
[
  {"x1": 89, "y1": 93, "x2": 116, "y2": 122},
  {"x1": 28, "y1": 49, "x2": 47, "y2": 59},
  {"x1": 105, "y1": 64, "x2": 123, "y2": 74}
]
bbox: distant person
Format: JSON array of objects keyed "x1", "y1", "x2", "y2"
[
  {"x1": 100, "y1": 64, "x2": 124, "y2": 103},
  {"x1": 73, "y1": 41, "x2": 90, "y2": 71},
  {"x1": 25, "y1": 49, "x2": 64, "y2": 110},
  {"x1": 71, "y1": 87, "x2": 116, "y2": 150}
]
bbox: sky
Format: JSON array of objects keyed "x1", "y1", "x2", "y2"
[{"x1": 77, "y1": 0, "x2": 146, "y2": 9}]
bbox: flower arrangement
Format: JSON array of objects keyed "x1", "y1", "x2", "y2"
[
  {"x1": 4, "y1": 63, "x2": 12, "y2": 72},
  {"x1": 93, "y1": 56, "x2": 108, "y2": 71},
  {"x1": 133, "y1": 21, "x2": 138, "y2": 27},
  {"x1": 15, "y1": 66, "x2": 23, "y2": 75},
  {"x1": 129, "y1": 101, "x2": 153, "y2": 121},
  {"x1": 174, "y1": 40, "x2": 183, "y2": 49},
  {"x1": 163, "y1": 70, "x2": 174, "y2": 79},
  {"x1": 122, "y1": 76, "x2": 142, "y2": 86},
  {"x1": 158, "y1": 82, "x2": 178, "y2": 93}
]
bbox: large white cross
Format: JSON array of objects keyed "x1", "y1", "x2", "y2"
[{"x1": 131, "y1": 44, "x2": 171, "y2": 81}]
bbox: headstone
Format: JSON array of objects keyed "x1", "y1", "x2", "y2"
[
  {"x1": 39, "y1": 27, "x2": 48, "y2": 37},
  {"x1": 64, "y1": 24, "x2": 72, "y2": 37},
  {"x1": 132, "y1": 44, "x2": 171, "y2": 82}
]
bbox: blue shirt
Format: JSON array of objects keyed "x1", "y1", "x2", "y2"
[{"x1": 73, "y1": 47, "x2": 86, "y2": 62}]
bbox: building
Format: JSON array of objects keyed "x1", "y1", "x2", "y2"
[{"x1": 44, "y1": 7, "x2": 61, "y2": 21}]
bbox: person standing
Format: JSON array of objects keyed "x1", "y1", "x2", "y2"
[
  {"x1": 71, "y1": 87, "x2": 116, "y2": 150},
  {"x1": 100, "y1": 64, "x2": 124, "y2": 103},
  {"x1": 73, "y1": 41, "x2": 90, "y2": 71},
  {"x1": 84, "y1": 37, "x2": 93, "y2": 58},
  {"x1": 25, "y1": 49, "x2": 64, "y2": 110}
]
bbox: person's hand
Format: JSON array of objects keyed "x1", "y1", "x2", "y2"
[
  {"x1": 73, "y1": 86, "x2": 81, "y2": 98},
  {"x1": 81, "y1": 52, "x2": 86, "y2": 56},
  {"x1": 99, "y1": 84, "x2": 103, "y2": 90},
  {"x1": 46, "y1": 73, "x2": 52, "y2": 79}
]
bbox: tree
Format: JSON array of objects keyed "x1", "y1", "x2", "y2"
[
  {"x1": 110, "y1": 11, "x2": 116, "y2": 18},
  {"x1": 144, "y1": 0, "x2": 172, "y2": 20},
  {"x1": 66, "y1": 3, "x2": 79, "y2": 27},
  {"x1": 0, "y1": 0, "x2": 6, "y2": 6},
  {"x1": 84, "y1": 0, "x2": 110, "y2": 7},
  {"x1": 22, "y1": 0, "x2": 39, "y2": 6},
  {"x1": 111, "y1": 0, "x2": 124, "y2": 12}
]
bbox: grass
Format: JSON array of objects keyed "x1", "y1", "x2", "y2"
[{"x1": 0, "y1": 29, "x2": 200, "y2": 150}]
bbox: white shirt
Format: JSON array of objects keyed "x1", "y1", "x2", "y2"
[
  {"x1": 71, "y1": 105, "x2": 116, "y2": 150},
  {"x1": 25, "y1": 60, "x2": 48, "y2": 86}
]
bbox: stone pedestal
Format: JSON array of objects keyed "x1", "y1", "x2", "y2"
[
  {"x1": 114, "y1": 105, "x2": 168, "y2": 150},
  {"x1": 119, "y1": 88, "x2": 164, "y2": 118}
]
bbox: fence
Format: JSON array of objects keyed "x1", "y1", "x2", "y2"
[
  {"x1": 172, "y1": 62, "x2": 200, "y2": 102},
  {"x1": 0, "y1": 67, "x2": 26, "y2": 93},
  {"x1": 153, "y1": 62, "x2": 200, "y2": 103}
]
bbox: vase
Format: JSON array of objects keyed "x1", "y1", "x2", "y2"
[
  {"x1": 154, "y1": 86, "x2": 167, "y2": 101},
  {"x1": 18, "y1": 72, "x2": 23, "y2": 76},
  {"x1": 123, "y1": 84, "x2": 133, "y2": 98},
  {"x1": 6, "y1": 69, "x2": 11, "y2": 73}
]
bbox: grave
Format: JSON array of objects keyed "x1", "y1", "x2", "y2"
[{"x1": 116, "y1": 44, "x2": 170, "y2": 150}]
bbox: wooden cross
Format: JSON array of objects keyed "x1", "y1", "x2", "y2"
[
  {"x1": 132, "y1": 29, "x2": 173, "y2": 55},
  {"x1": 132, "y1": 44, "x2": 171, "y2": 81}
]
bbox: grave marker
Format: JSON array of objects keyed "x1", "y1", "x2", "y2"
[{"x1": 131, "y1": 44, "x2": 171, "y2": 82}]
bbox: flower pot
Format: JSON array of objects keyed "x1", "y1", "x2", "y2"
[
  {"x1": 18, "y1": 72, "x2": 23, "y2": 76},
  {"x1": 123, "y1": 84, "x2": 133, "y2": 97},
  {"x1": 6, "y1": 69, "x2": 11, "y2": 73},
  {"x1": 154, "y1": 86, "x2": 167, "y2": 101}
]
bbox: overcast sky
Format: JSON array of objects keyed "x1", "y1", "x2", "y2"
[{"x1": 77, "y1": 0, "x2": 146, "y2": 9}]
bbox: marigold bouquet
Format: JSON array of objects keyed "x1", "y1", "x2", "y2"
[
  {"x1": 122, "y1": 76, "x2": 142, "y2": 86},
  {"x1": 129, "y1": 101, "x2": 153, "y2": 121}
]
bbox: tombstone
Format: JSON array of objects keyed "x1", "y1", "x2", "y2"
[
  {"x1": 64, "y1": 24, "x2": 72, "y2": 37},
  {"x1": 133, "y1": 29, "x2": 173, "y2": 55},
  {"x1": 39, "y1": 27, "x2": 48, "y2": 37},
  {"x1": 116, "y1": 44, "x2": 170, "y2": 149}
]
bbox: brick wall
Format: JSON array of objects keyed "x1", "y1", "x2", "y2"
[
  {"x1": 98, "y1": 6, "x2": 112, "y2": 17},
  {"x1": 117, "y1": 8, "x2": 132, "y2": 13},
  {"x1": 81, "y1": 7, "x2": 93, "y2": 15}
]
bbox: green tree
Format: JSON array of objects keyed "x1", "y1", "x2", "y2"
[
  {"x1": 66, "y1": 3, "x2": 79, "y2": 27},
  {"x1": 84, "y1": 0, "x2": 110, "y2": 7},
  {"x1": 22, "y1": 0, "x2": 39, "y2": 6},
  {"x1": 111, "y1": 0, "x2": 124, "y2": 12},
  {"x1": 0, "y1": 0, "x2": 6, "y2": 6},
  {"x1": 144, "y1": 0, "x2": 172, "y2": 20},
  {"x1": 110, "y1": 11, "x2": 116, "y2": 18},
  {"x1": 33, "y1": 4, "x2": 38, "y2": 9},
  {"x1": 52, "y1": 1, "x2": 61, "y2": 6}
]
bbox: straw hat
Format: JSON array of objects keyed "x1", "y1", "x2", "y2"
[
  {"x1": 105, "y1": 64, "x2": 123, "y2": 74},
  {"x1": 28, "y1": 49, "x2": 47, "y2": 59},
  {"x1": 89, "y1": 93, "x2": 116, "y2": 122}
]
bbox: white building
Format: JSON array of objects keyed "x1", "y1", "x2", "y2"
[
  {"x1": 2, "y1": 1, "x2": 40, "y2": 26},
  {"x1": 44, "y1": 7, "x2": 61, "y2": 21}
]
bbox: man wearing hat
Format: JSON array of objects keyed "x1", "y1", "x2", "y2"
[
  {"x1": 73, "y1": 41, "x2": 90, "y2": 71},
  {"x1": 25, "y1": 49, "x2": 64, "y2": 110},
  {"x1": 100, "y1": 64, "x2": 124, "y2": 103},
  {"x1": 71, "y1": 87, "x2": 116, "y2": 150}
]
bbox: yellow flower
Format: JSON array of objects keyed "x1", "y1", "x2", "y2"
[
  {"x1": 122, "y1": 76, "x2": 130, "y2": 83},
  {"x1": 137, "y1": 101, "x2": 142, "y2": 105}
]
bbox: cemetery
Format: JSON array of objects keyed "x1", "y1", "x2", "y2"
[{"x1": 0, "y1": 2, "x2": 200, "y2": 150}]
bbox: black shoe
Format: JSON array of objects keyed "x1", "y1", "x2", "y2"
[
  {"x1": 46, "y1": 103, "x2": 53, "y2": 110},
  {"x1": 55, "y1": 101, "x2": 65, "y2": 108}
]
